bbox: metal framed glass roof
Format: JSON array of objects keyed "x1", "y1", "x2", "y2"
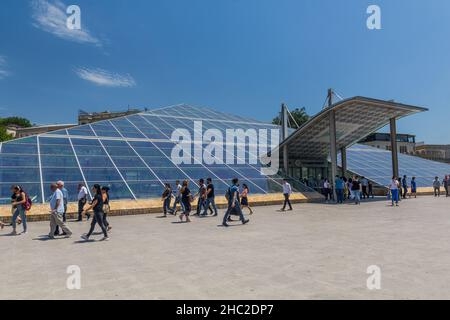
[
  {"x1": 280, "y1": 96, "x2": 428, "y2": 161},
  {"x1": 341, "y1": 144, "x2": 450, "y2": 188},
  {"x1": 0, "y1": 104, "x2": 284, "y2": 204}
]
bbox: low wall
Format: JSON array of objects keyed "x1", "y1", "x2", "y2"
[{"x1": 0, "y1": 192, "x2": 321, "y2": 223}]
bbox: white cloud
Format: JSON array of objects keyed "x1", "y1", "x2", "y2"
[
  {"x1": 31, "y1": 0, "x2": 100, "y2": 45},
  {"x1": 0, "y1": 56, "x2": 11, "y2": 80},
  {"x1": 74, "y1": 67, "x2": 136, "y2": 88}
]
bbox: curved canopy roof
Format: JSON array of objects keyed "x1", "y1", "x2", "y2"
[{"x1": 278, "y1": 96, "x2": 428, "y2": 161}]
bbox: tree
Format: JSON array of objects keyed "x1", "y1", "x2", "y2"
[
  {"x1": 0, "y1": 117, "x2": 32, "y2": 128},
  {"x1": 272, "y1": 107, "x2": 310, "y2": 128},
  {"x1": 0, "y1": 126, "x2": 13, "y2": 142},
  {"x1": 0, "y1": 117, "x2": 32, "y2": 142}
]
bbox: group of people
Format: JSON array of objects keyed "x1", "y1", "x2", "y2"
[
  {"x1": 432, "y1": 175, "x2": 449, "y2": 198},
  {"x1": 388, "y1": 175, "x2": 449, "y2": 206},
  {"x1": 161, "y1": 177, "x2": 252, "y2": 227},
  {"x1": 324, "y1": 175, "x2": 375, "y2": 205},
  {"x1": 2, "y1": 173, "x2": 448, "y2": 236},
  {"x1": 1, "y1": 181, "x2": 112, "y2": 241}
]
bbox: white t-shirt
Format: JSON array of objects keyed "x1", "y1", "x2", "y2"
[
  {"x1": 389, "y1": 180, "x2": 399, "y2": 190},
  {"x1": 78, "y1": 186, "x2": 88, "y2": 200},
  {"x1": 176, "y1": 184, "x2": 182, "y2": 197},
  {"x1": 50, "y1": 189, "x2": 65, "y2": 214},
  {"x1": 283, "y1": 183, "x2": 292, "y2": 195}
]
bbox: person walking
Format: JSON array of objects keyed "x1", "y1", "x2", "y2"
[
  {"x1": 433, "y1": 177, "x2": 441, "y2": 197},
  {"x1": 323, "y1": 178, "x2": 332, "y2": 203},
  {"x1": 368, "y1": 181, "x2": 374, "y2": 199},
  {"x1": 397, "y1": 178, "x2": 403, "y2": 201},
  {"x1": 240, "y1": 183, "x2": 253, "y2": 214},
  {"x1": 347, "y1": 177, "x2": 353, "y2": 200},
  {"x1": 179, "y1": 180, "x2": 192, "y2": 223},
  {"x1": 161, "y1": 183, "x2": 172, "y2": 217},
  {"x1": 360, "y1": 176, "x2": 369, "y2": 199},
  {"x1": 410, "y1": 176, "x2": 417, "y2": 198},
  {"x1": 222, "y1": 178, "x2": 249, "y2": 227},
  {"x1": 195, "y1": 179, "x2": 207, "y2": 216},
  {"x1": 203, "y1": 178, "x2": 218, "y2": 216},
  {"x1": 401, "y1": 175, "x2": 408, "y2": 199},
  {"x1": 443, "y1": 175, "x2": 449, "y2": 197},
  {"x1": 48, "y1": 183, "x2": 72, "y2": 239},
  {"x1": 10, "y1": 185, "x2": 27, "y2": 235},
  {"x1": 54, "y1": 180, "x2": 68, "y2": 236},
  {"x1": 76, "y1": 183, "x2": 88, "y2": 221},
  {"x1": 101, "y1": 186, "x2": 111, "y2": 231},
  {"x1": 389, "y1": 177, "x2": 400, "y2": 206},
  {"x1": 81, "y1": 184, "x2": 109, "y2": 241},
  {"x1": 343, "y1": 177, "x2": 349, "y2": 200},
  {"x1": 351, "y1": 176, "x2": 361, "y2": 205},
  {"x1": 335, "y1": 176, "x2": 344, "y2": 204},
  {"x1": 169, "y1": 180, "x2": 182, "y2": 215},
  {"x1": 281, "y1": 179, "x2": 293, "y2": 211}
]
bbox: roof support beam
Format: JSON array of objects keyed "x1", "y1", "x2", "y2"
[
  {"x1": 329, "y1": 110, "x2": 338, "y2": 202},
  {"x1": 282, "y1": 103, "x2": 289, "y2": 174},
  {"x1": 328, "y1": 89, "x2": 337, "y2": 201},
  {"x1": 340, "y1": 147, "x2": 347, "y2": 177},
  {"x1": 390, "y1": 117, "x2": 399, "y2": 178}
]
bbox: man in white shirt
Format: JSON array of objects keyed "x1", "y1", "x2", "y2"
[
  {"x1": 77, "y1": 183, "x2": 89, "y2": 221},
  {"x1": 169, "y1": 180, "x2": 182, "y2": 215},
  {"x1": 48, "y1": 183, "x2": 72, "y2": 239},
  {"x1": 281, "y1": 179, "x2": 293, "y2": 211}
]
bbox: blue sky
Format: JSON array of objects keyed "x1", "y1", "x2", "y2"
[{"x1": 0, "y1": 0, "x2": 449, "y2": 143}]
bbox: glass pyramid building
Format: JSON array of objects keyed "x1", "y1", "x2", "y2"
[{"x1": 0, "y1": 104, "x2": 286, "y2": 204}]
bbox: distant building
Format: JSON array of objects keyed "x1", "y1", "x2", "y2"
[
  {"x1": 78, "y1": 108, "x2": 142, "y2": 125},
  {"x1": 6, "y1": 124, "x2": 77, "y2": 139},
  {"x1": 415, "y1": 144, "x2": 450, "y2": 164},
  {"x1": 359, "y1": 132, "x2": 416, "y2": 154}
]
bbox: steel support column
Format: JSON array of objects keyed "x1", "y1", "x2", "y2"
[
  {"x1": 390, "y1": 117, "x2": 399, "y2": 178},
  {"x1": 282, "y1": 103, "x2": 289, "y2": 174},
  {"x1": 329, "y1": 110, "x2": 338, "y2": 201},
  {"x1": 340, "y1": 147, "x2": 347, "y2": 177}
]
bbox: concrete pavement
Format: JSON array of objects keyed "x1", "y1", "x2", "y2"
[{"x1": 0, "y1": 196, "x2": 449, "y2": 300}]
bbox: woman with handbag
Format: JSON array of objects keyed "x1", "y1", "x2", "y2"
[
  {"x1": 81, "y1": 184, "x2": 109, "y2": 241},
  {"x1": 11, "y1": 185, "x2": 27, "y2": 235},
  {"x1": 179, "y1": 180, "x2": 192, "y2": 223},
  {"x1": 101, "y1": 186, "x2": 112, "y2": 231}
]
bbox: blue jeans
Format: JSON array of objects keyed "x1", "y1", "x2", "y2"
[
  {"x1": 170, "y1": 196, "x2": 181, "y2": 213},
  {"x1": 222, "y1": 202, "x2": 245, "y2": 224},
  {"x1": 353, "y1": 190, "x2": 361, "y2": 204},
  {"x1": 12, "y1": 206, "x2": 27, "y2": 232},
  {"x1": 336, "y1": 189, "x2": 344, "y2": 203},
  {"x1": 391, "y1": 189, "x2": 399, "y2": 204},
  {"x1": 203, "y1": 197, "x2": 218, "y2": 215},
  {"x1": 163, "y1": 197, "x2": 171, "y2": 214},
  {"x1": 196, "y1": 197, "x2": 205, "y2": 215}
]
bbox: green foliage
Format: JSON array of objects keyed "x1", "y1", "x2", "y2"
[
  {"x1": 272, "y1": 107, "x2": 310, "y2": 128},
  {"x1": 0, "y1": 117, "x2": 32, "y2": 128},
  {"x1": 0, "y1": 117, "x2": 32, "y2": 142},
  {"x1": 0, "y1": 126, "x2": 13, "y2": 142}
]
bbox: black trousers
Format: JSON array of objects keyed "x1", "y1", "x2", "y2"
[
  {"x1": 77, "y1": 198, "x2": 87, "y2": 220},
  {"x1": 362, "y1": 186, "x2": 368, "y2": 198},
  {"x1": 87, "y1": 210, "x2": 108, "y2": 238},
  {"x1": 282, "y1": 193, "x2": 292, "y2": 210}
]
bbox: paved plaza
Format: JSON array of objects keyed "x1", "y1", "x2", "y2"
[{"x1": 0, "y1": 196, "x2": 449, "y2": 300}]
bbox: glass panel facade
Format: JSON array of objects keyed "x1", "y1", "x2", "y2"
[{"x1": 0, "y1": 104, "x2": 297, "y2": 203}]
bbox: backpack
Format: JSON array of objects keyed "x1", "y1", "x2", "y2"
[{"x1": 22, "y1": 193, "x2": 32, "y2": 211}]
